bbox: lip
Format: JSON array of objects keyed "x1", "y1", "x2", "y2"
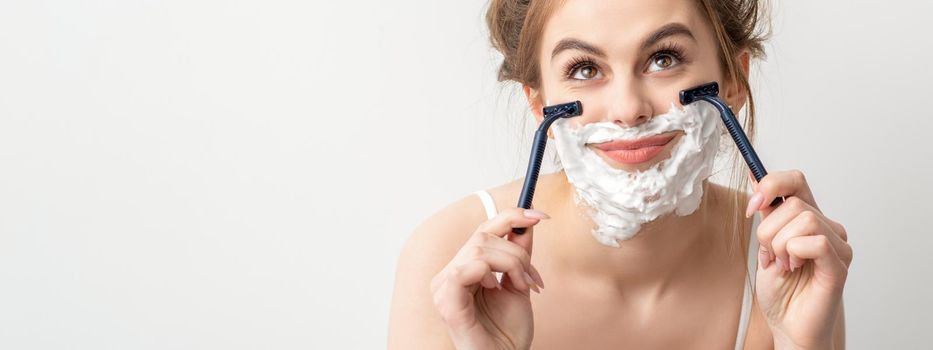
[{"x1": 590, "y1": 133, "x2": 678, "y2": 164}]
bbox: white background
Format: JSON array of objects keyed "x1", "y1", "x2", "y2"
[{"x1": 1, "y1": 0, "x2": 930, "y2": 349}]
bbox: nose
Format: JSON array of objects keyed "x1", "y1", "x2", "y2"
[{"x1": 606, "y1": 81, "x2": 653, "y2": 128}]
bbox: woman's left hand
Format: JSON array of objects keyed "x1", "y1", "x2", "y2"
[{"x1": 748, "y1": 170, "x2": 853, "y2": 350}]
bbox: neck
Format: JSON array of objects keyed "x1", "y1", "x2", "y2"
[{"x1": 542, "y1": 171, "x2": 730, "y2": 299}]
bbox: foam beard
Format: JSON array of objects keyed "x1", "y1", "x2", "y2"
[{"x1": 552, "y1": 102, "x2": 723, "y2": 247}]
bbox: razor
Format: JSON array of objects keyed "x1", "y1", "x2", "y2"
[
  {"x1": 513, "y1": 100, "x2": 583, "y2": 234},
  {"x1": 680, "y1": 81, "x2": 783, "y2": 207}
]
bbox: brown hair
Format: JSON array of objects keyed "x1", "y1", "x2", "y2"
[{"x1": 485, "y1": 0, "x2": 772, "y2": 259}]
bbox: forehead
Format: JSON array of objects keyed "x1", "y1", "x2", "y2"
[{"x1": 541, "y1": 0, "x2": 711, "y2": 57}]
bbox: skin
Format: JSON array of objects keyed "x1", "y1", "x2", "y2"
[{"x1": 388, "y1": 0, "x2": 852, "y2": 349}]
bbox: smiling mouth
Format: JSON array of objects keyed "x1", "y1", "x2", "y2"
[{"x1": 589, "y1": 133, "x2": 678, "y2": 164}]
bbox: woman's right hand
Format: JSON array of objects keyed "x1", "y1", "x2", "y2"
[{"x1": 430, "y1": 207, "x2": 548, "y2": 350}]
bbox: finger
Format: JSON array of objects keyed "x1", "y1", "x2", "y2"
[
  {"x1": 771, "y1": 210, "x2": 848, "y2": 273},
  {"x1": 484, "y1": 246, "x2": 538, "y2": 292},
  {"x1": 785, "y1": 235, "x2": 849, "y2": 289},
  {"x1": 756, "y1": 196, "x2": 811, "y2": 264},
  {"x1": 462, "y1": 245, "x2": 533, "y2": 292},
  {"x1": 508, "y1": 224, "x2": 535, "y2": 255},
  {"x1": 434, "y1": 257, "x2": 491, "y2": 294},
  {"x1": 480, "y1": 233, "x2": 545, "y2": 288},
  {"x1": 804, "y1": 217, "x2": 854, "y2": 268},
  {"x1": 458, "y1": 236, "x2": 533, "y2": 281},
  {"x1": 455, "y1": 232, "x2": 540, "y2": 290},
  {"x1": 505, "y1": 213, "x2": 545, "y2": 288},
  {"x1": 437, "y1": 260, "x2": 491, "y2": 303},
  {"x1": 481, "y1": 271, "x2": 500, "y2": 290},
  {"x1": 757, "y1": 245, "x2": 774, "y2": 270},
  {"x1": 752, "y1": 170, "x2": 819, "y2": 216},
  {"x1": 474, "y1": 207, "x2": 548, "y2": 239},
  {"x1": 433, "y1": 260, "x2": 489, "y2": 331},
  {"x1": 822, "y1": 218, "x2": 852, "y2": 268},
  {"x1": 824, "y1": 217, "x2": 849, "y2": 242}
]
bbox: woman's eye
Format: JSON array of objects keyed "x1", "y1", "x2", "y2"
[
  {"x1": 647, "y1": 53, "x2": 680, "y2": 73},
  {"x1": 571, "y1": 65, "x2": 601, "y2": 80}
]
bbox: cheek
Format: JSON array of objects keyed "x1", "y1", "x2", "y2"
[
  {"x1": 643, "y1": 71, "x2": 714, "y2": 106},
  {"x1": 570, "y1": 95, "x2": 609, "y2": 124},
  {"x1": 689, "y1": 54, "x2": 728, "y2": 91},
  {"x1": 646, "y1": 84, "x2": 686, "y2": 110},
  {"x1": 538, "y1": 83, "x2": 604, "y2": 122}
]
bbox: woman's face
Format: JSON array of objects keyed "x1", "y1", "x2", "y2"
[{"x1": 529, "y1": 0, "x2": 747, "y2": 172}]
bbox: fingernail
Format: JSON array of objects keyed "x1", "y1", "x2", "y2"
[
  {"x1": 523, "y1": 271, "x2": 536, "y2": 288},
  {"x1": 746, "y1": 192, "x2": 764, "y2": 218},
  {"x1": 775, "y1": 257, "x2": 786, "y2": 272},
  {"x1": 758, "y1": 250, "x2": 770, "y2": 269},
  {"x1": 529, "y1": 265, "x2": 545, "y2": 288},
  {"x1": 523, "y1": 209, "x2": 550, "y2": 220}
]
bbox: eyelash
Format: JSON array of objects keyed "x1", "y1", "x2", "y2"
[
  {"x1": 561, "y1": 42, "x2": 689, "y2": 80},
  {"x1": 653, "y1": 42, "x2": 688, "y2": 67},
  {"x1": 562, "y1": 55, "x2": 597, "y2": 80}
]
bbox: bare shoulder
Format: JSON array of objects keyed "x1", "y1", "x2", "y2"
[
  {"x1": 387, "y1": 172, "x2": 567, "y2": 348},
  {"x1": 392, "y1": 173, "x2": 537, "y2": 273},
  {"x1": 386, "y1": 179, "x2": 523, "y2": 349},
  {"x1": 485, "y1": 171, "x2": 568, "y2": 213}
]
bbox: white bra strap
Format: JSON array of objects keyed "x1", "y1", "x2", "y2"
[{"x1": 473, "y1": 190, "x2": 498, "y2": 220}]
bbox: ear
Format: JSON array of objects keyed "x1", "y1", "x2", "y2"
[
  {"x1": 523, "y1": 85, "x2": 553, "y2": 137},
  {"x1": 723, "y1": 49, "x2": 751, "y2": 111},
  {"x1": 523, "y1": 85, "x2": 545, "y2": 123}
]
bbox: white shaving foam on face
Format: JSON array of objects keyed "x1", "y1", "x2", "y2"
[{"x1": 552, "y1": 102, "x2": 722, "y2": 247}]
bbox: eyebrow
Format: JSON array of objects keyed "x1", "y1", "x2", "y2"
[
  {"x1": 641, "y1": 22, "x2": 695, "y2": 50},
  {"x1": 550, "y1": 38, "x2": 606, "y2": 59},
  {"x1": 550, "y1": 22, "x2": 696, "y2": 59}
]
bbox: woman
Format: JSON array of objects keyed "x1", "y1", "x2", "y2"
[{"x1": 388, "y1": 0, "x2": 852, "y2": 348}]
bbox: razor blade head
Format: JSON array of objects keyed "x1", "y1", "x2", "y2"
[
  {"x1": 543, "y1": 100, "x2": 583, "y2": 119},
  {"x1": 679, "y1": 82, "x2": 719, "y2": 105}
]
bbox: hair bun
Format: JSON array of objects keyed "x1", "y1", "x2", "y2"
[{"x1": 485, "y1": 0, "x2": 533, "y2": 82}]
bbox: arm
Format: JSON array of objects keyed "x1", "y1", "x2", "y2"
[
  {"x1": 387, "y1": 195, "x2": 485, "y2": 349},
  {"x1": 833, "y1": 298, "x2": 845, "y2": 350}
]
